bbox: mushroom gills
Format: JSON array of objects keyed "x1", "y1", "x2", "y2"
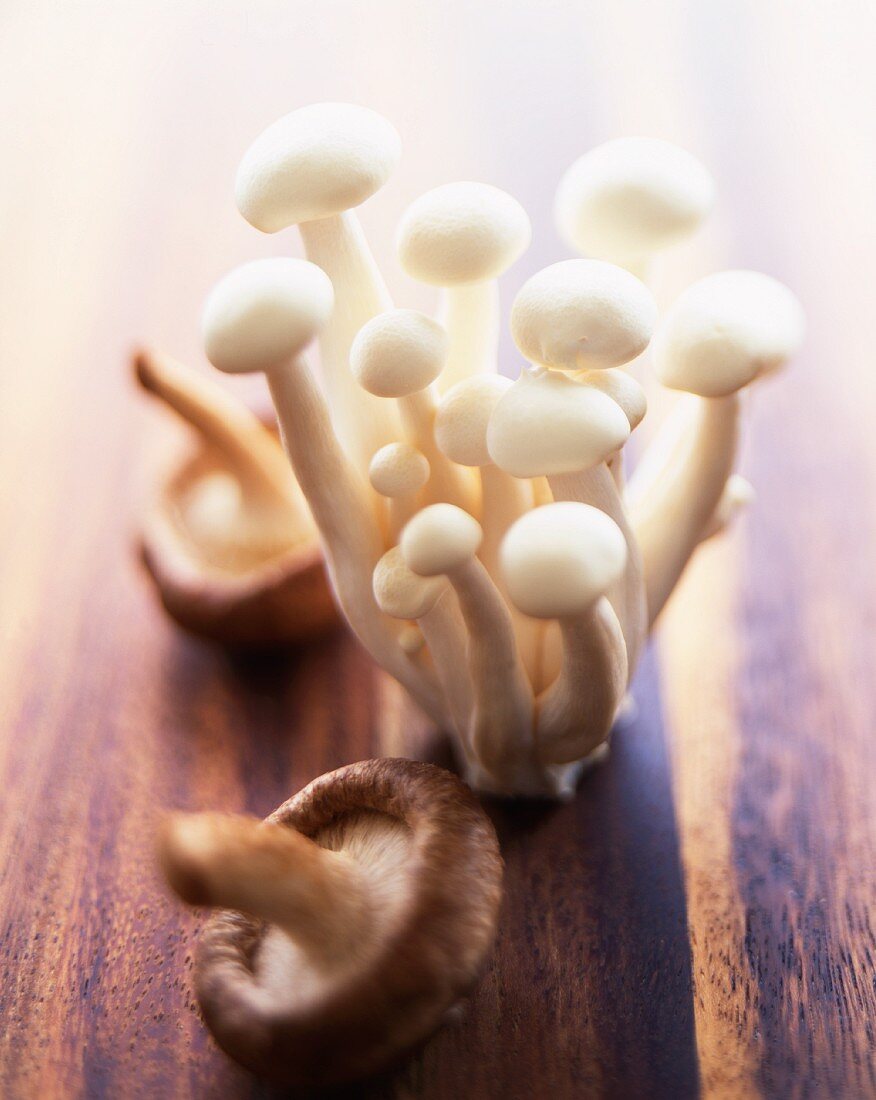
[{"x1": 253, "y1": 810, "x2": 413, "y2": 1007}]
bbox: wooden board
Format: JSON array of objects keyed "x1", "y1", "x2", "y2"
[{"x1": 2, "y1": 2, "x2": 875, "y2": 1096}]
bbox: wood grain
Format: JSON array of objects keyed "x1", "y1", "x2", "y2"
[{"x1": 2, "y1": 1, "x2": 875, "y2": 1096}]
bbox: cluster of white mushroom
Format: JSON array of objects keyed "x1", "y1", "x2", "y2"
[{"x1": 202, "y1": 102, "x2": 804, "y2": 798}]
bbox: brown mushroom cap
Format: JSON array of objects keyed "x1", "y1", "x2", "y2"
[
  {"x1": 140, "y1": 441, "x2": 337, "y2": 646},
  {"x1": 135, "y1": 351, "x2": 338, "y2": 646},
  {"x1": 171, "y1": 759, "x2": 502, "y2": 1087}
]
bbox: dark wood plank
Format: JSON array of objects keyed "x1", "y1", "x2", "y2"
[{"x1": 3, "y1": 2, "x2": 876, "y2": 1097}]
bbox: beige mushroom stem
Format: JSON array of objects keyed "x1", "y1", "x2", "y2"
[
  {"x1": 134, "y1": 348, "x2": 305, "y2": 517},
  {"x1": 548, "y1": 466, "x2": 645, "y2": 678},
  {"x1": 417, "y1": 590, "x2": 473, "y2": 747},
  {"x1": 439, "y1": 280, "x2": 500, "y2": 390},
  {"x1": 502, "y1": 503, "x2": 629, "y2": 766},
  {"x1": 267, "y1": 362, "x2": 448, "y2": 723},
  {"x1": 402, "y1": 506, "x2": 534, "y2": 787},
  {"x1": 159, "y1": 813, "x2": 370, "y2": 964},
  {"x1": 202, "y1": 258, "x2": 447, "y2": 726},
  {"x1": 701, "y1": 475, "x2": 754, "y2": 542},
  {"x1": 537, "y1": 598, "x2": 627, "y2": 764},
  {"x1": 433, "y1": 376, "x2": 540, "y2": 682},
  {"x1": 234, "y1": 103, "x2": 405, "y2": 469},
  {"x1": 625, "y1": 395, "x2": 698, "y2": 514},
  {"x1": 633, "y1": 395, "x2": 740, "y2": 624},
  {"x1": 351, "y1": 310, "x2": 474, "y2": 511},
  {"x1": 638, "y1": 270, "x2": 805, "y2": 626},
  {"x1": 299, "y1": 213, "x2": 401, "y2": 464},
  {"x1": 372, "y1": 548, "x2": 472, "y2": 746}
]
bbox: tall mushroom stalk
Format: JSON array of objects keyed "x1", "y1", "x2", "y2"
[
  {"x1": 235, "y1": 103, "x2": 404, "y2": 468},
  {"x1": 139, "y1": 104, "x2": 803, "y2": 798},
  {"x1": 397, "y1": 182, "x2": 531, "y2": 391}
]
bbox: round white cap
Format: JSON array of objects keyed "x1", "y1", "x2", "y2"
[
  {"x1": 369, "y1": 443, "x2": 430, "y2": 498},
  {"x1": 235, "y1": 103, "x2": 401, "y2": 233},
  {"x1": 487, "y1": 369, "x2": 630, "y2": 478},
  {"x1": 501, "y1": 502, "x2": 627, "y2": 619},
  {"x1": 555, "y1": 137, "x2": 715, "y2": 264},
  {"x1": 510, "y1": 259, "x2": 656, "y2": 372},
  {"x1": 202, "y1": 258, "x2": 333, "y2": 374},
  {"x1": 397, "y1": 182, "x2": 531, "y2": 286},
  {"x1": 434, "y1": 375, "x2": 512, "y2": 467},
  {"x1": 401, "y1": 504, "x2": 482, "y2": 576},
  {"x1": 351, "y1": 310, "x2": 447, "y2": 398},
  {"x1": 654, "y1": 270, "x2": 805, "y2": 397},
  {"x1": 373, "y1": 547, "x2": 445, "y2": 619}
]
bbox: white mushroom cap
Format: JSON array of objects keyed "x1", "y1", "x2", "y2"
[
  {"x1": 396, "y1": 182, "x2": 531, "y2": 286},
  {"x1": 401, "y1": 504, "x2": 482, "y2": 576},
  {"x1": 580, "y1": 368, "x2": 648, "y2": 431},
  {"x1": 203, "y1": 258, "x2": 334, "y2": 375},
  {"x1": 510, "y1": 260, "x2": 657, "y2": 372},
  {"x1": 501, "y1": 502, "x2": 627, "y2": 619},
  {"x1": 235, "y1": 103, "x2": 401, "y2": 233},
  {"x1": 654, "y1": 270, "x2": 805, "y2": 397},
  {"x1": 369, "y1": 442, "x2": 430, "y2": 498},
  {"x1": 555, "y1": 137, "x2": 715, "y2": 264},
  {"x1": 487, "y1": 369, "x2": 630, "y2": 478},
  {"x1": 351, "y1": 310, "x2": 448, "y2": 398},
  {"x1": 434, "y1": 375, "x2": 512, "y2": 467},
  {"x1": 373, "y1": 547, "x2": 445, "y2": 619}
]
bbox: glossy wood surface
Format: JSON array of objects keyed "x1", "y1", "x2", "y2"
[{"x1": 1, "y1": 2, "x2": 875, "y2": 1096}]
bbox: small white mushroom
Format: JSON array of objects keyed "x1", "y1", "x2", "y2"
[
  {"x1": 401, "y1": 505, "x2": 534, "y2": 787},
  {"x1": 500, "y1": 260, "x2": 656, "y2": 675},
  {"x1": 351, "y1": 309, "x2": 474, "y2": 510},
  {"x1": 369, "y1": 442, "x2": 430, "y2": 540},
  {"x1": 487, "y1": 368, "x2": 631, "y2": 479},
  {"x1": 635, "y1": 270, "x2": 804, "y2": 623},
  {"x1": 510, "y1": 259, "x2": 657, "y2": 373},
  {"x1": 235, "y1": 103, "x2": 403, "y2": 467},
  {"x1": 202, "y1": 257, "x2": 447, "y2": 724},
  {"x1": 555, "y1": 137, "x2": 715, "y2": 277},
  {"x1": 396, "y1": 182, "x2": 530, "y2": 390},
  {"x1": 502, "y1": 503, "x2": 628, "y2": 764}
]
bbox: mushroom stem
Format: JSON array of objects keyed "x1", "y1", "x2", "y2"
[
  {"x1": 445, "y1": 557, "x2": 534, "y2": 783},
  {"x1": 398, "y1": 390, "x2": 474, "y2": 510},
  {"x1": 633, "y1": 394, "x2": 740, "y2": 625},
  {"x1": 536, "y1": 597, "x2": 627, "y2": 764},
  {"x1": 418, "y1": 589, "x2": 474, "y2": 750},
  {"x1": 439, "y1": 281, "x2": 499, "y2": 391},
  {"x1": 159, "y1": 813, "x2": 371, "y2": 963},
  {"x1": 299, "y1": 213, "x2": 401, "y2": 467},
  {"x1": 478, "y1": 464, "x2": 532, "y2": 579},
  {"x1": 625, "y1": 395, "x2": 698, "y2": 515},
  {"x1": 478, "y1": 464, "x2": 541, "y2": 685},
  {"x1": 700, "y1": 474, "x2": 753, "y2": 542},
  {"x1": 548, "y1": 466, "x2": 646, "y2": 679},
  {"x1": 267, "y1": 360, "x2": 447, "y2": 724},
  {"x1": 134, "y1": 348, "x2": 303, "y2": 514}
]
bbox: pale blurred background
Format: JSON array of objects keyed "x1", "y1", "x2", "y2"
[{"x1": 2, "y1": 2, "x2": 876, "y2": 1097}]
